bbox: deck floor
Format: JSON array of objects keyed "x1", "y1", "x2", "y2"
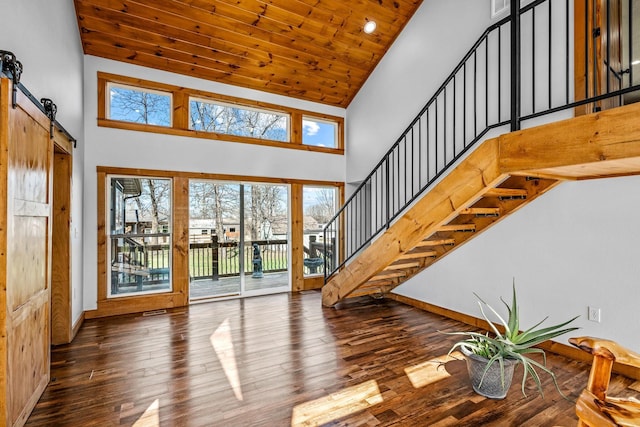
[
  {"x1": 189, "y1": 272, "x2": 289, "y2": 299},
  {"x1": 27, "y1": 291, "x2": 638, "y2": 426}
]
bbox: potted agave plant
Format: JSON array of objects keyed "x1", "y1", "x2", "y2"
[{"x1": 446, "y1": 283, "x2": 579, "y2": 399}]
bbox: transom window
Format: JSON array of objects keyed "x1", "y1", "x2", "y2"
[
  {"x1": 99, "y1": 73, "x2": 344, "y2": 152},
  {"x1": 107, "y1": 83, "x2": 172, "y2": 127},
  {"x1": 302, "y1": 116, "x2": 338, "y2": 149},
  {"x1": 189, "y1": 97, "x2": 289, "y2": 142}
]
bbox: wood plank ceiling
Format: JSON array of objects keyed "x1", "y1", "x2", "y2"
[{"x1": 74, "y1": 0, "x2": 423, "y2": 107}]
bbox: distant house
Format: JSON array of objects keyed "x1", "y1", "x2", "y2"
[{"x1": 189, "y1": 218, "x2": 240, "y2": 243}]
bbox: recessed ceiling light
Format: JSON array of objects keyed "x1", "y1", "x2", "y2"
[
  {"x1": 632, "y1": 60, "x2": 640, "y2": 66},
  {"x1": 364, "y1": 20, "x2": 377, "y2": 34}
]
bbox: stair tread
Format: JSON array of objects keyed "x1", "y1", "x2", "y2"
[
  {"x1": 370, "y1": 271, "x2": 407, "y2": 280},
  {"x1": 398, "y1": 250, "x2": 437, "y2": 260},
  {"x1": 460, "y1": 207, "x2": 500, "y2": 216},
  {"x1": 484, "y1": 187, "x2": 528, "y2": 198},
  {"x1": 415, "y1": 238, "x2": 455, "y2": 247},
  {"x1": 438, "y1": 223, "x2": 476, "y2": 232},
  {"x1": 385, "y1": 262, "x2": 421, "y2": 270}
]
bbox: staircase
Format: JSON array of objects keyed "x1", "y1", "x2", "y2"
[
  {"x1": 322, "y1": 102, "x2": 640, "y2": 306},
  {"x1": 321, "y1": 0, "x2": 640, "y2": 307}
]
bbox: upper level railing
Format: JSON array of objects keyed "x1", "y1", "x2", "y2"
[{"x1": 324, "y1": 0, "x2": 640, "y2": 281}]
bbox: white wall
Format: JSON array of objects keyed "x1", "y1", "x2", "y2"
[
  {"x1": 0, "y1": 0, "x2": 85, "y2": 325},
  {"x1": 83, "y1": 56, "x2": 346, "y2": 309},
  {"x1": 346, "y1": 0, "x2": 492, "y2": 183},
  {"x1": 396, "y1": 176, "x2": 640, "y2": 350},
  {"x1": 348, "y1": 0, "x2": 640, "y2": 351}
]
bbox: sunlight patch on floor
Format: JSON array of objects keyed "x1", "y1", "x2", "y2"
[
  {"x1": 291, "y1": 379, "x2": 383, "y2": 427},
  {"x1": 132, "y1": 399, "x2": 160, "y2": 427},
  {"x1": 404, "y1": 351, "x2": 462, "y2": 389},
  {"x1": 210, "y1": 318, "x2": 244, "y2": 401}
]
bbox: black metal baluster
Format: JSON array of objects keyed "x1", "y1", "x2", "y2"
[
  {"x1": 549, "y1": 0, "x2": 552, "y2": 110},
  {"x1": 485, "y1": 37, "x2": 489, "y2": 129},
  {"x1": 533, "y1": 7, "x2": 537, "y2": 114},
  {"x1": 426, "y1": 107, "x2": 430, "y2": 181},
  {"x1": 499, "y1": 26, "x2": 502, "y2": 122},
  {"x1": 511, "y1": 0, "x2": 521, "y2": 131},
  {"x1": 474, "y1": 50, "x2": 477, "y2": 136},
  {"x1": 411, "y1": 129, "x2": 415, "y2": 198},
  {"x1": 418, "y1": 117, "x2": 422, "y2": 188},
  {"x1": 463, "y1": 62, "x2": 467, "y2": 146},
  {"x1": 628, "y1": 0, "x2": 633, "y2": 88},
  {"x1": 435, "y1": 97, "x2": 439, "y2": 174},
  {"x1": 444, "y1": 87, "x2": 447, "y2": 166},
  {"x1": 453, "y1": 73, "x2": 457, "y2": 157},
  {"x1": 606, "y1": 0, "x2": 610, "y2": 94},
  {"x1": 566, "y1": 0, "x2": 570, "y2": 104},
  {"x1": 385, "y1": 157, "x2": 390, "y2": 229}
]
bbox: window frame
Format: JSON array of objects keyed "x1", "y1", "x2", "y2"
[
  {"x1": 302, "y1": 115, "x2": 339, "y2": 149},
  {"x1": 106, "y1": 174, "x2": 174, "y2": 299},
  {"x1": 302, "y1": 185, "x2": 339, "y2": 278},
  {"x1": 95, "y1": 166, "x2": 344, "y2": 317},
  {"x1": 98, "y1": 72, "x2": 344, "y2": 154}
]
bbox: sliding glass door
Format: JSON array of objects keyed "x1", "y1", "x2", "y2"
[
  {"x1": 243, "y1": 183, "x2": 289, "y2": 293},
  {"x1": 188, "y1": 180, "x2": 290, "y2": 300}
]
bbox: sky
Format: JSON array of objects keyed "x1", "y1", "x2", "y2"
[{"x1": 302, "y1": 119, "x2": 337, "y2": 148}]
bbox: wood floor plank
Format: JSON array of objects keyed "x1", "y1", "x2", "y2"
[{"x1": 26, "y1": 291, "x2": 638, "y2": 426}]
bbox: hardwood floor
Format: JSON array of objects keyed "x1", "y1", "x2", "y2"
[{"x1": 27, "y1": 291, "x2": 636, "y2": 426}]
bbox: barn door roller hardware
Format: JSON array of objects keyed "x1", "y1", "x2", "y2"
[
  {"x1": 0, "y1": 49, "x2": 76, "y2": 147},
  {"x1": 40, "y1": 98, "x2": 57, "y2": 139},
  {"x1": 0, "y1": 50, "x2": 23, "y2": 108}
]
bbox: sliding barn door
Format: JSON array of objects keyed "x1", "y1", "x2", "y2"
[{"x1": 1, "y1": 78, "x2": 53, "y2": 426}]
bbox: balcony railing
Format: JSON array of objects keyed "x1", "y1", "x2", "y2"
[
  {"x1": 189, "y1": 238, "x2": 288, "y2": 281},
  {"x1": 324, "y1": 0, "x2": 640, "y2": 281},
  {"x1": 110, "y1": 238, "x2": 290, "y2": 293}
]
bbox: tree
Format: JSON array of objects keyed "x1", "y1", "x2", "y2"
[
  {"x1": 189, "y1": 182, "x2": 240, "y2": 240},
  {"x1": 110, "y1": 86, "x2": 170, "y2": 126},
  {"x1": 190, "y1": 100, "x2": 287, "y2": 141},
  {"x1": 129, "y1": 179, "x2": 171, "y2": 243},
  {"x1": 247, "y1": 185, "x2": 287, "y2": 240},
  {"x1": 305, "y1": 188, "x2": 336, "y2": 224}
]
